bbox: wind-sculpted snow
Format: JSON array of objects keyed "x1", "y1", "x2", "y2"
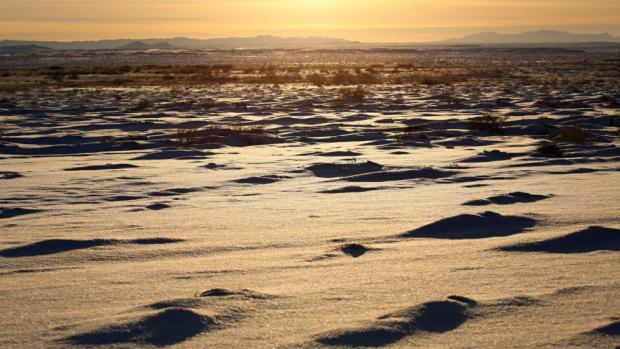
[
  {"x1": 499, "y1": 226, "x2": 620, "y2": 253},
  {"x1": 0, "y1": 49, "x2": 619, "y2": 349},
  {"x1": 401, "y1": 212, "x2": 537, "y2": 239},
  {"x1": 64, "y1": 308, "x2": 215, "y2": 347},
  {"x1": 0, "y1": 238, "x2": 184, "y2": 257},
  {"x1": 464, "y1": 192, "x2": 551, "y2": 206},
  {"x1": 315, "y1": 299, "x2": 470, "y2": 347}
]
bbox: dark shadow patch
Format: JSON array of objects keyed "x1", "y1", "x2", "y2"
[
  {"x1": 464, "y1": 192, "x2": 551, "y2": 206},
  {"x1": 64, "y1": 164, "x2": 139, "y2": 171},
  {"x1": 234, "y1": 175, "x2": 288, "y2": 185},
  {"x1": 197, "y1": 288, "x2": 273, "y2": 300},
  {"x1": 202, "y1": 163, "x2": 225, "y2": 170},
  {"x1": 319, "y1": 151, "x2": 362, "y2": 157},
  {"x1": 146, "y1": 203, "x2": 171, "y2": 211},
  {"x1": 319, "y1": 328, "x2": 404, "y2": 348},
  {"x1": 339, "y1": 243, "x2": 372, "y2": 258},
  {"x1": 148, "y1": 187, "x2": 202, "y2": 197},
  {"x1": 133, "y1": 149, "x2": 209, "y2": 161},
  {"x1": 570, "y1": 319, "x2": 620, "y2": 348},
  {"x1": 547, "y1": 168, "x2": 608, "y2": 175},
  {"x1": 320, "y1": 186, "x2": 382, "y2": 194},
  {"x1": 446, "y1": 175, "x2": 508, "y2": 184},
  {"x1": 499, "y1": 226, "x2": 620, "y2": 253},
  {"x1": 0, "y1": 207, "x2": 42, "y2": 219},
  {"x1": 0, "y1": 238, "x2": 183, "y2": 257},
  {"x1": 0, "y1": 171, "x2": 23, "y2": 180},
  {"x1": 0, "y1": 267, "x2": 79, "y2": 276},
  {"x1": 105, "y1": 195, "x2": 144, "y2": 202},
  {"x1": 63, "y1": 308, "x2": 214, "y2": 347},
  {"x1": 462, "y1": 199, "x2": 490, "y2": 206},
  {"x1": 461, "y1": 150, "x2": 513, "y2": 163},
  {"x1": 551, "y1": 286, "x2": 594, "y2": 297},
  {"x1": 303, "y1": 151, "x2": 362, "y2": 157},
  {"x1": 463, "y1": 184, "x2": 490, "y2": 188},
  {"x1": 316, "y1": 299, "x2": 471, "y2": 347},
  {"x1": 0, "y1": 239, "x2": 114, "y2": 257},
  {"x1": 308, "y1": 253, "x2": 341, "y2": 262},
  {"x1": 593, "y1": 320, "x2": 620, "y2": 336},
  {"x1": 507, "y1": 158, "x2": 574, "y2": 168},
  {"x1": 344, "y1": 168, "x2": 456, "y2": 183},
  {"x1": 145, "y1": 298, "x2": 205, "y2": 310},
  {"x1": 488, "y1": 295, "x2": 544, "y2": 307},
  {"x1": 307, "y1": 161, "x2": 384, "y2": 178},
  {"x1": 434, "y1": 136, "x2": 495, "y2": 148},
  {"x1": 131, "y1": 238, "x2": 183, "y2": 245},
  {"x1": 401, "y1": 211, "x2": 536, "y2": 239}
]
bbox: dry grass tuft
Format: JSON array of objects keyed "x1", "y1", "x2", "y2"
[
  {"x1": 0, "y1": 96, "x2": 16, "y2": 108},
  {"x1": 133, "y1": 99, "x2": 152, "y2": 111},
  {"x1": 207, "y1": 125, "x2": 266, "y2": 136},
  {"x1": 550, "y1": 126, "x2": 595, "y2": 143},
  {"x1": 467, "y1": 111, "x2": 507, "y2": 134},
  {"x1": 174, "y1": 128, "x2": 203, "y2": 147},
  {"x1": 126, "y1": 132, "x2": 148, "y2": 141},
  {"x1": 335, "y1": 86, "x2": 367, "y2": 106},
  {"x1": 536, "y1": 141, "x2": 564, "y2": 157},
  {"x1": 172, "y1": 125, "x2": 267, "y2": 147},
  {"x1": 395, "y1": 125, "x2": 428, "y2": 140}
]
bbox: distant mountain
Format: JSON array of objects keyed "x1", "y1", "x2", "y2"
[
  {"x1": 0, "y1": 44, "x2": 51, "y2": 53},
  {"x1": 193, "y1": 35, "x2": 358, "y2": 49},
  {"x1": 115, "y1": 41, "x2": 175, "y2": 50},
  {"x1": 0, "y1": 36, "x2": 359, "y2": 50},
  {"x1": 441, "y1": 30, "x2": 620, "y2": 44}
]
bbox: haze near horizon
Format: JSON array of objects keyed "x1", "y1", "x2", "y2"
[{"x1": 1, "y1": 0, "x2": 620, "y2": 42}]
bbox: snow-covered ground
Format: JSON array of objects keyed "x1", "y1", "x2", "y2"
[{"x1": 1, "y1": 52, "x2": 619, "y2": 348}]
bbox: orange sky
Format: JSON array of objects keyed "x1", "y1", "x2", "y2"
[{"x1": 1, "y1": 0, "x2": 619, "y2": 42}]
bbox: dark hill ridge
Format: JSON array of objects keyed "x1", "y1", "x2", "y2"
[
  {"x1": 2, "y1": 31, "x2": 618, "y2": 50},
  {"x1": 0, "y1": 35, "x2": 359, "y2": 50},
  {"x1": 115, "y1": 41, "x2": 176, "y2": 50},
  {"x1": 0, "y1": 44, "x2": 51, "y2": 53},
  {"x1": 441, "y1": 30, "x2": 620, "y2": 44}
]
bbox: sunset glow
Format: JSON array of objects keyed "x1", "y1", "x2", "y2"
[
  {"x1": 1, "y1": 0, "x2": 620, "y2": 348},
  {"x1": 1, "y1": 0, "x2": 619, "y2": 41}
]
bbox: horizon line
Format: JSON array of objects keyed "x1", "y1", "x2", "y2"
[{"x1": 2, "y1": 28, "x2": 620, "y2": 44}]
